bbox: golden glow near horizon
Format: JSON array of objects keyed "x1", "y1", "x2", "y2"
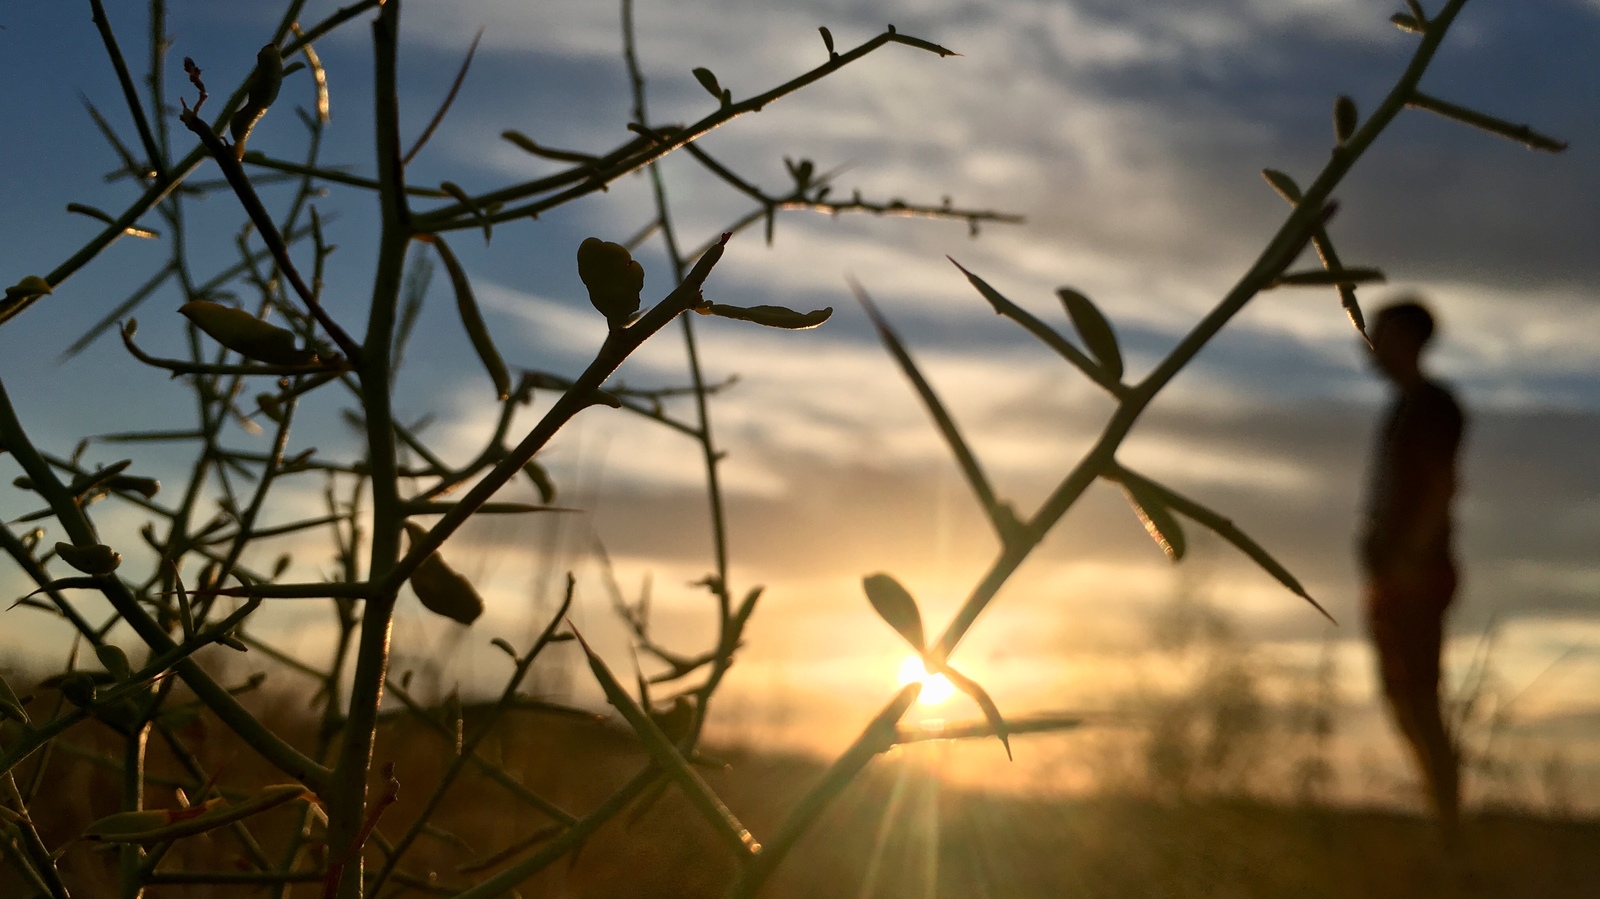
[{"x1": 897, "y1": 656, "x2": 955, "y2": 705}]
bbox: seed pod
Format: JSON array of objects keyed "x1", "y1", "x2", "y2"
[
  {"x1": 1333, "y1": 95, "x2": 1358, "y2": 145},
  {"x1": 404, "y1": 523, "x2": 485, "y2": 625},
  {"x1": 179, "y1": 301, "x2": 317, "y2": 366},
  {"x1": 576, "y1": 238, "x2": 645, "y2": 328},
  {"x1": 96, "y1": 644, "x2": 133, "y2": 680},
  {"x1": 432, "y1": 234, "x2": 511, "y2": 400},
  {"x1": 55, "y1": 672, "x2": 99, "y2": 708},
  {"x1": 703, "y1": 303, "x2": 832, "y2": 330},
  {"x1": 55, "y1": 542, "x2": 121, "y2": 576},
  {"x1": 819, "y1": 26, "x2": 837, "y2": 57}
]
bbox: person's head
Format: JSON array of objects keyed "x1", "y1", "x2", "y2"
[{"x1": 1370, "y1": 299, "x2": 1436, "y2": 386}]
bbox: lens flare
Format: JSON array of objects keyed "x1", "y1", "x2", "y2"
[{"x1": 896, "y1": 656, "x2": 955, "y2": 705}]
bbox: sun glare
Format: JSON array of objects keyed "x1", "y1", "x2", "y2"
[{"x1": 897, "y1": 656, "x2": 955, "y2": 705}]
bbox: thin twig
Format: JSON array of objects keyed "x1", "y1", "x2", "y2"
[{"x1": 402, "y1": 29, "x2": 483, "y2": 165}]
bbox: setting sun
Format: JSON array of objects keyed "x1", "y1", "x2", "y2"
[{"x1": 897, "y1": 656, "x2": 956, "y2": 705}]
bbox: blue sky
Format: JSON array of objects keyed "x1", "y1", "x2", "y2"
[{"x1": 1, "y1": 0, "x2": 1597, "y2": 805}]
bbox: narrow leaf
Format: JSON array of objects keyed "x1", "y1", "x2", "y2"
[
  {"x1": 571, "y1": 628, "x2": 760, "y2": 858},
  {"x1": 938, "y1": 664, "x2": 1011, "y2": 759},
  {"x1": 82, "y1": 784, "x2": 311, "y2": 843},
  {"x1": 522, "y1": 460, "x2": 557, "y2": 503},
  {"x1": 692, "y1": 67, "x2": 722, "y2": 99},
  {"x1": 853, "y1": 280, "x2": 1015, "y2": 544},
  {"x1": 1117, "y1": 480, "x2": 1186, "y2": 562},
  {"x1": 393, "y1": 244, "x2": 434, "y2": 374},
  {"x1": 862, "y1": 573, "x2": 925, "y2": 651},
  {"x1": 1056, "y1": 287, "x2": 1123, "y2": 382},
  {"x1": 499, "y1": 130, "x2": 599, "y2": 164},
  {"x1": 55, "y1": 542, "x2": 122, "y2": 576},
  {"x1": 0, "y1": 674, "x2": 30, "y2": 725},
  {"x1": 702, "y1": 303, "x2": 831, "y2": 330},
  {"x1": 16, "y1": 577, "x2": 103, "y2": 608},
  {"x1": 819, "y1": 26, "x2": 837, "y2": 56},
  {"x1": 1333, "y1": 95, "x2": 1358, "y2": 144},
  {"x1": 1116, "y1": 466, "x2": 1334, "y2": 623},
  {"x1": 431, "y1": 235, "x2": 511, "y2": 400},
  {"x1": 946, "y1": 258, "x2": 1111, "y2": 391},
  {"x1": 500, "y1": 129, "x2": 541, "y2": 154},
  {"x1": 439, "y1": 181, "x2": 492, "y2": 243},
  {"x1": 67, "y1": 203, "x2": 158, "y2": 239},
  {"x1": 896, "y1": 712, "x2": 1083, "y2": 745},
  {"x1": 68, "y1": 459, "x2": 133, "y2": 494},
  {"x1": 1390, "y1": 13, "x2": 1424, "y2": 33},
  {"x1": 1261, "y1": 169, "x2": 1303, "y2": 203},
  {"x1": 733, "y1": 586, "x2": 763, "y2": 632},
  {"x1": 1272, "y1": 267, "x2": 1385, "y2": 288}
]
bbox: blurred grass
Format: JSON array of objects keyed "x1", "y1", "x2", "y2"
[{"x1": 4, "y1": 682, "x2": 1594, "y2": 898}]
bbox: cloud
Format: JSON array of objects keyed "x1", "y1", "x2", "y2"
[{"x1": 404, "y1": 0, "x2": 1598, "y2": 412}]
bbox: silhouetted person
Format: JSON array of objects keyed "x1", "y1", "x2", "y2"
[{"x1": 1361, "y1": 300, "x2": 1464, "y2": 834}]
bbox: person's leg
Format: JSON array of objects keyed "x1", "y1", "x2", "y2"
[
  {"x1": 1368, "y1": 574, "x2": 1458, "y2": 829},
  {"x1": 1407, "y1": 565, "x2": 1459, "y2": 832},
  {"x1": 1402, "y1": 615, "x2": 1455, "y2": 826}
]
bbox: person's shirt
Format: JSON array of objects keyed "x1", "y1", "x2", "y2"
[{"x1": 1362, "y1": 378, "x2": 1464, "y2": 574}]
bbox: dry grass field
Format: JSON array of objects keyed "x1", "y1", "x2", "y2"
[{"x1": 6, "y1": 691, "x2": 1595, "y2": 898}]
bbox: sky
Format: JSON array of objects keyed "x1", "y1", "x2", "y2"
[{"x1": 1, "y1": 0, "x2": 1597, "y2": 809}]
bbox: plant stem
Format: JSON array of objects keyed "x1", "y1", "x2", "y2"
[{"x1": 323, "y1": 3, "x2": 411, "y2": 896}]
